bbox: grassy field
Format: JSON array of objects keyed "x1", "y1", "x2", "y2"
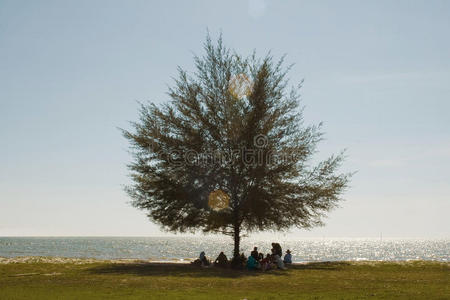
[{"x1": 0, "y1": 259, "x2": 448, "y2": 299}]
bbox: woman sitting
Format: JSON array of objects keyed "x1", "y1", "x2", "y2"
[
  {"x1": 273, "y1": 253, "x2": 286, "y2": 270},
  {"x1": 214, "y1": 251, "x2": 228, "y2": 268}
]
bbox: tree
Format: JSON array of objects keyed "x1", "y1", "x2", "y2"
[{"x1": 122, "y1": 35, "x2": 351, "y2": 260}]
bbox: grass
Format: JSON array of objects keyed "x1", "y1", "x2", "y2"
[{"x1": 0, "y1": 260, "x2": 448, "y2": 299}]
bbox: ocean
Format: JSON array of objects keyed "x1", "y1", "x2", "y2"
[{"x1": 0, "y1": 237, "x2": 448, "y2": 262}]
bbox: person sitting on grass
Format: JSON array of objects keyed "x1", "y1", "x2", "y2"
[
  {"x1": 273, "y1": 253, "x2": 286, "y2": 270},
  {"x1": 191, "y1": 251, "x2": 209, "y2": 266},
  {"x1": 240, "y1": 252, "x2": 247, "y2": 266},
  {"x1": 260, "y1": 253, "x2": 274, "y2": 271},
  {"x1": 230, "y1": 253, "x2": 246, "y2": 269},
  {"x1": 199, "y1": 251, "x2": 210, "y2": 266},
  {"x1": 214, "y1": 252, "x2": 228, "y2": 268},
  {"x1": 258, "y1": 253, "x2": 264, "y2": 262},
  {"x1": 246, "y1": 254, "x2": 260, "y2": 270},
  {"x1": 283, "y1": 249, "x2": 292, "y2": 264},
  {"x1": 271, "y1": 242, "x2": 282, "y2": 257},
  {"x1": 251, "y1": 247, "x2": 259, "y2": 260}
]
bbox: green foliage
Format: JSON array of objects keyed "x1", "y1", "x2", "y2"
[{"x1": 122, "y1": 34, "x2": 351, "y2": 254}]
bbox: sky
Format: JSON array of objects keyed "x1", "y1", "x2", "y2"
[{"x1": 0, "y1": 0, "x2": 449, "y2": 238}]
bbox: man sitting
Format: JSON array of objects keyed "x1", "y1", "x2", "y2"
[
  {"x1": 251, "y1": 247, "x2": 259, "y2": 260},
  {"x1": 283, "y1": 249, "x2": 292, "y2": 264}
]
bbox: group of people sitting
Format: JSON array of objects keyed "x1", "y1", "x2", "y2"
[
  {"x1": 193, "y1": 243, "x2": 292, "y2": 271},
  {"x1": 246, "y1": 243, "x2": 292, "y2": 271}
]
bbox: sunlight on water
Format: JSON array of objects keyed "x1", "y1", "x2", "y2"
[{"x1": 0, "y1": 237, "x2": 448, "y2": 262}]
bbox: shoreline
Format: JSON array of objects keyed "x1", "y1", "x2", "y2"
[
  {"x1": 1, "y1": 256, "x2": 448, "y2": 265},
  {"x1": 0, "y1": 256, "x2": 192, "y2": 265}
]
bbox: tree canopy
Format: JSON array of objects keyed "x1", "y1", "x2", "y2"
[{"x1": 123, "y1": 34, "x2": 351, "y2": 258}]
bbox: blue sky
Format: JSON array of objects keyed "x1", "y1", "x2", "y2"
[{"x1": 1, "y1": 0, "x2": 449, "y2": 237}]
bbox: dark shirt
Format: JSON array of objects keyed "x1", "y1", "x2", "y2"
[
  {"x1": 251, "y1": 250, "x2": 259, "y2": 260},
  {"x1": 215, "y1": 253, "x2": 228, "y2": 266}
]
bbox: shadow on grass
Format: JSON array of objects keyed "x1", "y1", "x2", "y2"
[
  {"x1": 290, "y1": 261, "x2": 351, "y2": 271},
  {"x1": 88, "y1": 261, "x2": 349, "y2": 278}
]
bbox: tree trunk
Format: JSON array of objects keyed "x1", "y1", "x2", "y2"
[{"x1": 233, "y1": 224, "x2": 240, "y2": 258}]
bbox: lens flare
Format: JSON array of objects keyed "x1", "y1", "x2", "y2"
[
  {"x1": 208, "y1": 189, "x2": 230, "y2": 211},
  {"x1": 228, "y1": 73, "x2": 253, "y2": 99}
]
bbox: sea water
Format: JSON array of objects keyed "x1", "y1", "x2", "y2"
[{"x1": 0, "y1": 237, "x2": 448, "y2": 262}]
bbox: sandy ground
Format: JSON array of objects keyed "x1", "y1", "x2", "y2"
[
  {"x1": 1, "y1": 256, "x2": 446, "y2": 266},
  {"x1": 0, "y1": 256, "x2": 194, "y2": 265}
]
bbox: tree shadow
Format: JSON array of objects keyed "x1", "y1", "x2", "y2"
[
  {"x1": 290, "y1": 261, "x2": 351, "y2": 271},
  {"x1": 89, "y1": 262, "x2": 283, "y2": 278},
  {"x1": 88, "y1": 261, "x2": 349, "y2": 278}
]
